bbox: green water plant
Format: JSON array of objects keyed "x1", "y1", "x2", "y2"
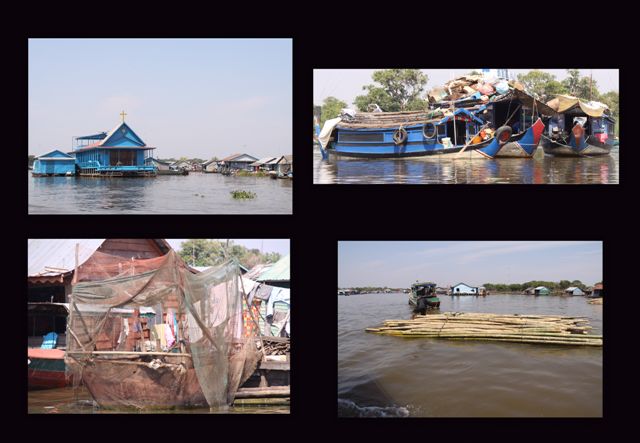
[{"x1": 231, "y1": 190, "x2": 256, "y2": 199}]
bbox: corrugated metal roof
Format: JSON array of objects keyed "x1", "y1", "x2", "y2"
[
  {"x1": 256, "y1": 254, "x2": 289, "y2": 282},
  {"x1": 28, "y1": 239, "x2": 106, "y2": 277},
  {"x1": 250, "y1": 157, "x2": 277, "y2": 166}
]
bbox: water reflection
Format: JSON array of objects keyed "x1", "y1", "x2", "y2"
[
  {"x1": 29, "y1": 173, "x2": 292, "y2": 214},
  {"x1": 314, "y1": 146, "x2": 618, "y2": 184}
]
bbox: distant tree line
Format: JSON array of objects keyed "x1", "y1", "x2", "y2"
[
  {"x1": 178, "y1": 239, "x2": 281, "y2": 269},
  {"x1": 483, "y1": 280, "x2": 593, "y2": 292},
  {"x1": 159, "y1": 156, "x2": 208, "y2": 164}
]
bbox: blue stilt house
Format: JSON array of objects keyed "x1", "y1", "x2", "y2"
[
  {"x1": 32, "y1": 150, "x2": 76, "y2": 176},
  {"x1": 72, "y1": 114, "x2": 156, "y2": 177}
]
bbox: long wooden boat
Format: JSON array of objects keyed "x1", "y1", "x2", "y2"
[
  {"x1": 541, "y1": 95, "x2": 615, "y2": 156},
  {"x1": 320, "y1": 109, "x2": 504, "y2": 159}
]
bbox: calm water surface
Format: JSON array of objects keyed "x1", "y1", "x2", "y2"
[
  {"x1": 28, "y1": 386, "x2": 289, "y2": 414},
  {"x1": 29, "y1": 172, "x2": 292, "y2": 214},
  {"x1": 338, "y1": 293, "x2": 602, "y2": 417},
  {"x1": 315, "y1": 146, "x2": 619, "y2": 184}
]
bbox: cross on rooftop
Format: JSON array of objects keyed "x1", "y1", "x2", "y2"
[{"x1": 120, "y1": 110, "x2": 127, "y2": 122}]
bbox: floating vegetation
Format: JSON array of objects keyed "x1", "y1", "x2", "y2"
[
  {"x1": 231, "y1": 190, "x2": 256, "y2": 199},
  {"x1": 366, "y1": 312, "x2": 602, "y2": 346}
]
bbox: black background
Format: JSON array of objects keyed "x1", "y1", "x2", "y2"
[{"x1": 13, "y1": 1, "x2": 637, "y2": 437}]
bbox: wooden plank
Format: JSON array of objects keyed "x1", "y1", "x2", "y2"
[
  {"x1": 235, "y1": 386, "x2": 290, "y2": 398},
  {"x1": 258, "y1": 360, "x2": 290, "y2": 371}
]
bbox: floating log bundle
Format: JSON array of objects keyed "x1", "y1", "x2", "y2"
[
  {"x1": 587, "y1": 298, "x2": 603, "y2": 305},
  {"x1": 365, "y1": 312, "x2": 602, "y2": 346}
]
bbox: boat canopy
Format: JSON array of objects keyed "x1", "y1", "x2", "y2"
[{"x1": 546, "y1": 95, "x2": 610, "y2": 118}]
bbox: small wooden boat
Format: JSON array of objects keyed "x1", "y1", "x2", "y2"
[
  {"x1": 28, "y1": 348, "x2": 69, "y2": 389},
  {"x1": 28, "y1": 302, "x2": 71, "y2": 389}
]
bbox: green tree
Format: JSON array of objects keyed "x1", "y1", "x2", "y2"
[
  {"x1": 320, "y1": 96, "x2": 347, "y2": 126},
  {"x1": 558, "y1": 280, "x2": 571, "y2": 289},
  {"x1": 354, "y1": 69, "x2": 428, "y2": 112},
  {"x1": 517, "y1": 70, "x2": 569, "y2": 102},
  {"x1": 517, "y1": 70, "x2": 557, "y2": 99},
  {"x1": 563, "y1": 69, "x2": 581, "y2": 96},
  {"x1": 561, "y1": 70, "x2": 599, "y2": 100},
  {"x1": 599, "y1": 90, "x2": 619, "y2": 134},
  {"x1": 177, "y1": 239, "x2": 281, "y2": 268}
]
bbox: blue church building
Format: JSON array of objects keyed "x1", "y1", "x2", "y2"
[
  {"x1": 73, "y1": 113, "x2": 157, "y2": 177},
  {"x1": 32, "y1": 150, "x2": 76, "y2": 176}
]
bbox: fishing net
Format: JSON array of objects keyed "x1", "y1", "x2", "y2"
[{"x1": 65, "y1": 250, "x2": 261, "y2": 410}]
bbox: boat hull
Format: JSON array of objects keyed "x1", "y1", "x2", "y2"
[
  {"x1": 80, "y1": 360, "x2": 207, "y2": 409},
  {"x1": 494, "y1": 118, "x2": 545, "y2": 158},
  {"x1": 330, "y1": 133, "x2": 500, "y2": 159},
  {"x1": 28, "y1": 348, "x2": 69, "y2": 389},
  {"x1": 541, "y1": 134, "x2": 613, "y2": 157}
]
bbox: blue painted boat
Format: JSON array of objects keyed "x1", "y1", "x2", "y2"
[
  {"x1": 541, "y1": 95, "x2": 615, "y2": 156},
  {"x1": 320, "y1": 108, "x2": 503, "y2": 159}
]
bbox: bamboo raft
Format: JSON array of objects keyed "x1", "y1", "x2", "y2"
[{"x1": 365, "y1": 312, "x2": 602, "y2": 346}]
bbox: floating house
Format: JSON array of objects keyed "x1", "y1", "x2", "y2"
[
  {"x1": 256, "y1": 254, "x2": 290, "y2": 289},
  {"x1": 219, "y1": 153, "x2": 259, "y2": 171},
  {"x1": 202, "y1": 159, "x2": 219, "y2": 173},
  {"x1": 32, "y1": 150, "x2": 76, "y2": 177},
  {"x1": 564, "y1": 287, "x2": 584, "y2": 296},
  {"x1": 523, "y1": 287, "x2": 536, "y2": 295},
  {"x1": 72, "y1": 114, "x2": 157, "y2": 177},
  {"x1": 592, "y1": 283, "x2": 603, "y2": 297},
  {"x1": 534, "y1": 286, "x2": 550, "y2": 295},
  {"x1": 451, "y1": 282, "x2": 478, "y2": 295},
  {"x1": 250, "y1": 157, "x2": 278, "y2": 172},
  {"x1": 251, "y1": 254, "x2": 291, "y2": 338},
  {"x1": 276, "y1": 155, "x2": 293, "y2": 176}
]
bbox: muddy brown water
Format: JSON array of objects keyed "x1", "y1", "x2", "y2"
[
  {"x1": 28, "y1": 386, "x2": 289, "y2": 414},
  {"x1": 338, "y1": 293, "x2": 602, "y2": 417}
]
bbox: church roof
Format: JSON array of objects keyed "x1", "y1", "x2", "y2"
[{"x1": 74, "y1": 118, "x2": 151, "y2": 152}]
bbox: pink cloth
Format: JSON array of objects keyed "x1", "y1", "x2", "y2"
[{"x1": 165, "y1": 309, "x2": 176, "y2": 347}]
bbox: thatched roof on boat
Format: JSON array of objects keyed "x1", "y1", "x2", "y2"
[{"x1": 336, "y1": 109, "x2": 446, "y2": 129}]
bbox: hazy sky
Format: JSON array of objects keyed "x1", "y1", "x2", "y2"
[
  {"x1": 339, "y1": 241, "x2": 602, "y2": 287},
  {"x1": 29, "y1": 39, "x2": 291, "y2": 159},
  {"x1": 314, "y1": 69, "x2": 619, "y2": 107},
  {"x1": 166, "y1": 239, "x2": 289, "y2": 256}
]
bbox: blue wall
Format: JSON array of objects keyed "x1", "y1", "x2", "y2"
[{"x1": 33, "y1": 159, "x2": 75, "y2": 175}]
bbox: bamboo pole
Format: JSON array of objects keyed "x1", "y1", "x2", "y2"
[
  {"x1": 66, "y1": 351, "x2": 192, "y2": 357},
  {"x1": 366, "y1": 312, "x2": 602, "y2": 346}
]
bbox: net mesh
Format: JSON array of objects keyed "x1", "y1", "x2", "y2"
[{"x1": 65, "y1": 250, "x2": 261, "y2": 410}]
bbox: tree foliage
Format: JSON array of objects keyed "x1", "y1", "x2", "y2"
[
  {"x1": 354, "y1": 69, "x2": 428, "y2": 112},
  {"x1": 483, "y1": 280, "x2": 589, "y2": 292},
  {"x1": 319, "y1": 96, "x2": 347, "y2": 126},
  {"x1": 177, "y1": 239, "x2": 281, "y2": 269},
  {"x1": 517, "y1": 70, "x2": 565, "y2": 101}
]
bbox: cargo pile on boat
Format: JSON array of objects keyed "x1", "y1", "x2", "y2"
[
  {"x1": 428, "y1": 75, "x2": 525, "y2": 104},
  {"x1": 365, "y1": 312, "x2": 602, "y2": 346}
]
